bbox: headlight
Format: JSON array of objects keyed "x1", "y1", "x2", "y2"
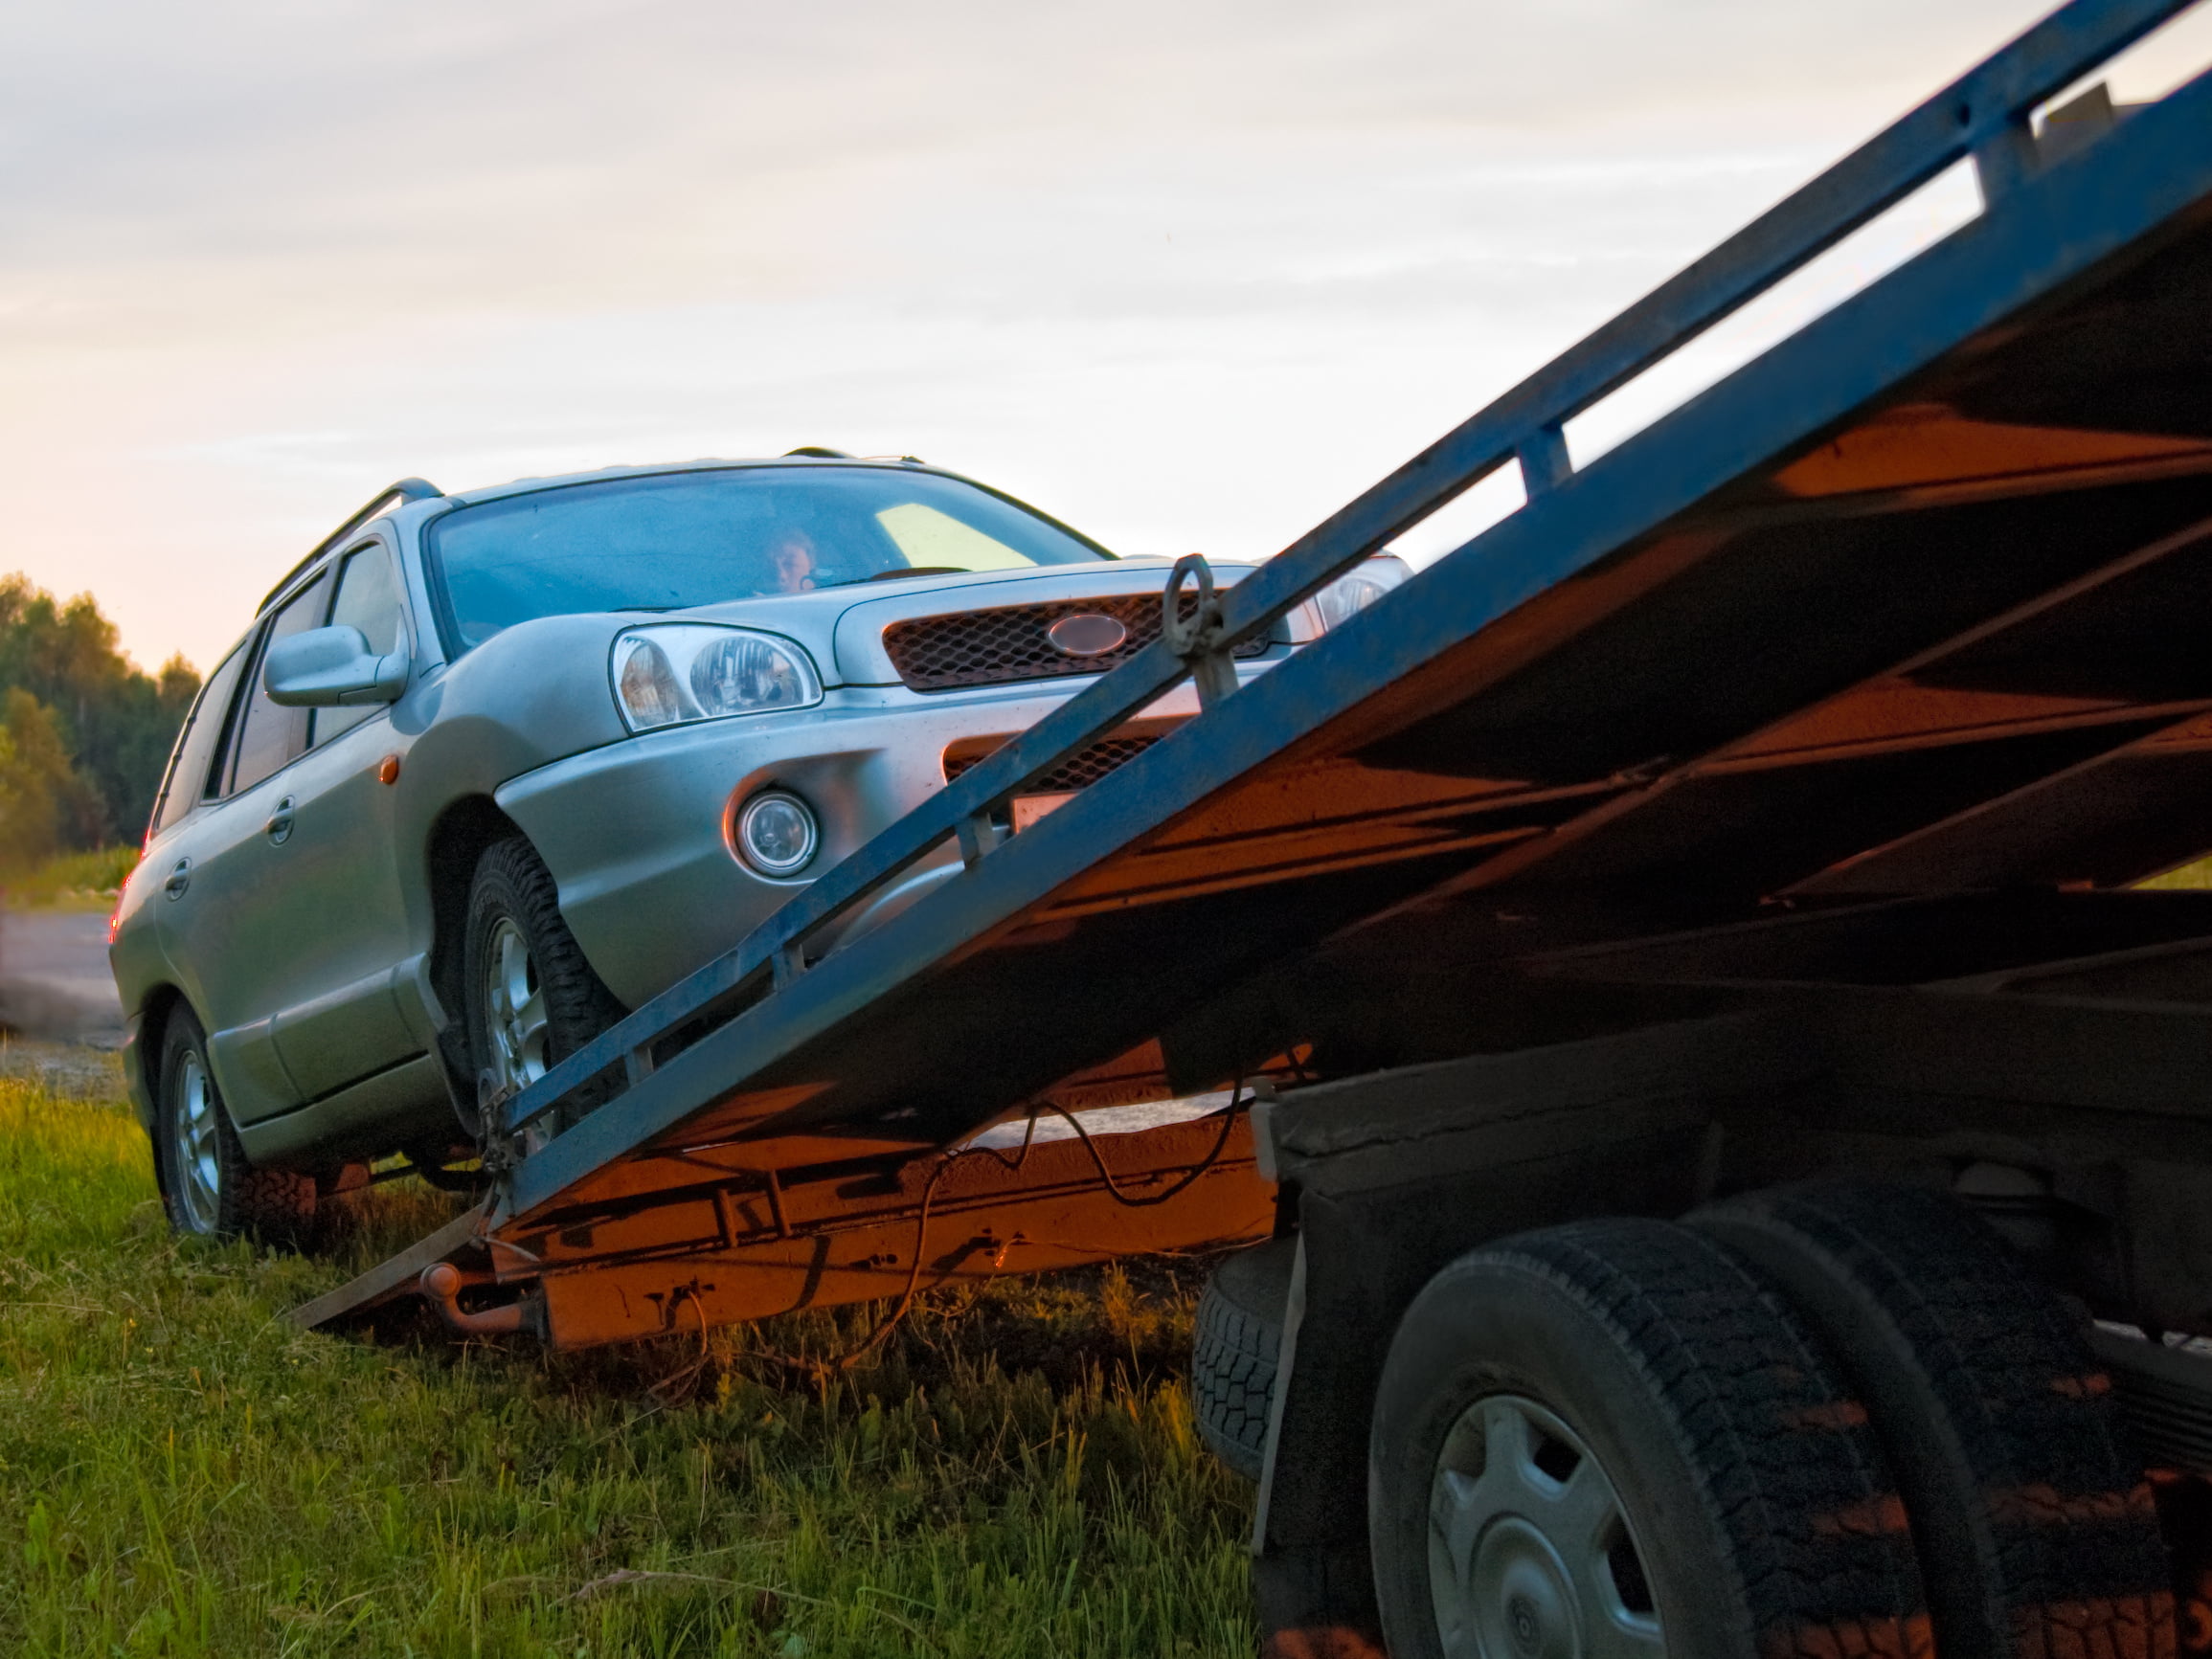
[
  {"x1": 733, "y1": 789, "x2": 819, "y2": 876},
  {"x1": 610, "y1": 625, "x2": 823, "y2": 732},
  {"x1": 1313, "y1": 553, "x2": 1411, "y2": 631}
]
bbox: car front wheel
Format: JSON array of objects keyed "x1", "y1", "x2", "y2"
[{"x1": 462, "y1": 836, "x2": 621, "y2": 1149}]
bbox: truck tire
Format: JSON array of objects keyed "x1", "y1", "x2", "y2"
[
  {"x1": 463, "y1": 836, "x2": 622, "y2": 1144},
  {"x1": 1369, "y1": 1217, "x2": 1929, "y2": 1659},
  {"x1": 1692, "y1": 1182, "x2": 2175, "y2": 1659},
  {"x1": 156, "y1": 1005, "x2": 317, "y2": 1245},
  {"x1": 1193, "y1": 1238, "x2": 1294, "y2": 1481}
]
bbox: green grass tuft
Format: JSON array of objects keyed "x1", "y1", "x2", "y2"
[
  {"x1": 0, "y1": 1075, "x2": 1256, "y2": 1656},
  {"x1": 2141, "y1": 856, "x2": 2212, "y2": 891}
]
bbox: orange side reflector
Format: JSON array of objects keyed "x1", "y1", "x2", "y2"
[{"x1": 376, "y1": 754, "x2": 401, "y2": 786}]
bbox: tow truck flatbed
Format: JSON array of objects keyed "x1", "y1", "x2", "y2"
[
  {"x1": 296, "y1": 5, "x2": 2212, "y2": 1648},
  {"x1": 299, "y1": 0, "x2": 2212, "y2": 1350}
]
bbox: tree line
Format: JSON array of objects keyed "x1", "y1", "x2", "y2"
[{"x1": 0, "y1": 575, "x2": 199, "y2": 870}]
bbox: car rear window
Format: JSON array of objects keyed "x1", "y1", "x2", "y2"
[{"x1": 424, "y1": 466, "x2": 1114, "y2": 652}]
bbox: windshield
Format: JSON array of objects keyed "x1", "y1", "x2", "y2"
[{"x1": 425, "y1": 465, "x2": 1113, "y2": 650}]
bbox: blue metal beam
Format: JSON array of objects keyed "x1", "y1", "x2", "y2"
[{"x1": 501, "y1": 0, "x2": 2195, "y2": 1144}]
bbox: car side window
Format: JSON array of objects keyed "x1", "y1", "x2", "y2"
[
  {"x1": 149, "y1": 639, "x2": 253, "y2": 836},
  {"x1": 227, "y1": 572, "x2": 331, "y2": 796},
  {"x1": 315, "y1": 545, "x2": 409, "y2": 745}
]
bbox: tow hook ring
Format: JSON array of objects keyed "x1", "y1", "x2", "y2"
[{"x1": 1162, "y1": 554, "x2": 1238, "y2": 709}]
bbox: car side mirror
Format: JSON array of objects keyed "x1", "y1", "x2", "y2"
[{"x1": 264, "y1": 625, "x2": 409, "y2": 706}]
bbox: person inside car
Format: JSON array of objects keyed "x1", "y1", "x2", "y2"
[{"x1": 767, "y1": 528, "x2": 819, "y2": 594}]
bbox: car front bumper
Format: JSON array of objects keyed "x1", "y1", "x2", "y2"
[{"x1": 494, "y1": 667, "x2": 1263, "y2": 1011}]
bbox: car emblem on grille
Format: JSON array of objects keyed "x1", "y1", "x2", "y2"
[{"x1": 1046, "y1": 613, "x2": 1129, "y2": 658}]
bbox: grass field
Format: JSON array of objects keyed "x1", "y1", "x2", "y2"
[
  {"x1": 5, "y1": 844, "x2": 140, "y2": 909},
  {"x1": 2141, "y1": 856, "x2": 2212, "y2": 891},
  {"x1": 0, "y1": 1071, "x2": 1257, "y2": 1657}
]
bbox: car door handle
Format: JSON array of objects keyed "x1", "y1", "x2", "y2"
[
  {"x1": 163, "y1": 858, "x2": 192, "y2": 900},
  {"x1": 264, "y1": 795, "x2": 296, "y2": 846}
]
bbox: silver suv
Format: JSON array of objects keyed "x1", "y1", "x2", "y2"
[{"x1": 109, "y1": 456, "x2": 1383, "y2": 1241}]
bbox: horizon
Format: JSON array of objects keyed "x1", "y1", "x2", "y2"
[{"x1": 9, "y1": 0, "x2": 2212, "y2": 675}]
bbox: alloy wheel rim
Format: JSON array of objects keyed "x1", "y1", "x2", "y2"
[
  {"x1": 170, "y1": 1050, "x2": 223, "y2": 1234},
  {"x1": 1428, "y1": 1393, "x2": 1664, "y2": 1658},
  {"x1": 484, "y1": 917, "x2": 550, "y2": 1095}
]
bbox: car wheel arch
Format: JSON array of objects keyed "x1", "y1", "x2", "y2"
[
  {"x1": 135, "y1": 983, "x2": 192, "y2": 1193},
  {"x1": 422, "y1": 796, "x2": 527, "y2": 1108}
]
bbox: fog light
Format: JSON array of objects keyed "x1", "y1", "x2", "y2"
[{"x1": 734, "y1": 790, "x2": 819, "y2": 876}]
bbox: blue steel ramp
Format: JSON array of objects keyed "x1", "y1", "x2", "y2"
[{"x1": 449, "y1": 0, "x2": 2212, "y2": 1246}]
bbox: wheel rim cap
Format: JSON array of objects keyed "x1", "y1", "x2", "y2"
[
  {"x1": 1428, "y1": 1394, "x2": 1664, "y2": 1658},
  {"x1": 484, "y1": 916, "x2": 549, "y2": 1094},
  {"x1": 171, "y1": 1050, "x2": 222, "y2": 1234}
]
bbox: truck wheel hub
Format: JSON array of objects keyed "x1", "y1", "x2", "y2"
[{"x1": 1429, "y1": 1393, "x2": 1663, "y2": 1657}]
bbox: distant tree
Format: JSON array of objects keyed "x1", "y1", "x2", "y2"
[
  {"x1": 0, "y1": 576, "x2": 200, "y2": 846},
  {"x1": 0, "y1": 689, "x2": 104, "y2": 870}
]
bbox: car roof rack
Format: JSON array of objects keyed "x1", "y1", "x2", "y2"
[
  {"x1": 782, "y1": 446, "x2": 853, "y2": 459},
  {"x1": 258, "y1": 477, "x2": 443, "y2": 615}
]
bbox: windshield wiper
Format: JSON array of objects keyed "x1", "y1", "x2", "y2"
[{"x1": 819, "y1": 566, "x2": 973, "y2": 589}]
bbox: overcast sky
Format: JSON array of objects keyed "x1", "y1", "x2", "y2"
[{"x1": 6, "y1": 0, "x2": 2209, "y2": 673}]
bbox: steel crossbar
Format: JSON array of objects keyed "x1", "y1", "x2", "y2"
[{"x1": 497, "y1": 0, "x2": 2202, "y2": 1179}]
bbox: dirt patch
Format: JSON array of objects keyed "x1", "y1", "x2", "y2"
[{"x1": 0, "y1": 1034, "x2": 126, "y2": 1098}]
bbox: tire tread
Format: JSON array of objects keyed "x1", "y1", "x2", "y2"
[
  {"x1": 1408, "y1": 1219, "x2": 1932, "y2": 1659},
  {"x1": 1193, "y1": 1240, "x2": 1293, "y2": 1480},
  {"x1": 156, "y1": 1008, "x2": 315, "y2": 1246},
  {"x1": 463, "y1": 836, "x2": 623, "y2": 1133},
  {"x1": 1697, "y1": 1184, "x2": 2174, "y2": 1659}
]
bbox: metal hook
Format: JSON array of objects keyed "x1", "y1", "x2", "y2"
[{"x1": 1162, "y1": 554, "x2": 1238, "y2": 709}]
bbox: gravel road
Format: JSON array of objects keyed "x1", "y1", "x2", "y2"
[{"x1": 2, "y1": 908, "x2": 124, "y2": 1048}]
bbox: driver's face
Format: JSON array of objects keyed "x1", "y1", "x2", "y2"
[{"x1": 769, "y1": 536, "x2": 817, "y2": 594}]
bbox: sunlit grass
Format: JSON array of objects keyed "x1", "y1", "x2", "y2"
[
  {"x1": 0, "y1": 1076, "x2": 1254, "y2": 1657},
  {"x1": 2140, "y1": 857, "x2": 2212, "y2": 891}
]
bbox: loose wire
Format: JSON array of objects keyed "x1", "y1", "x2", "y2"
[
  {"x1": 734, "y1": 1087, "x2": 1249, "y2": 1380},
  {"x1": 1035, "y1": 1083, "x2": 1247, "y2": 1209}
]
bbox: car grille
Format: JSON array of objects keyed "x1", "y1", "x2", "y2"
[
  {"x1": 943, "y1": 735, "x2": 1161, "y2": 795},
  {"x1": 882, "y1": 594, "x2": 1271, "y2": 692}
]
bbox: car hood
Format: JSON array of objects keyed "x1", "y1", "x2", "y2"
[{"x1": 615, "y1": 556, "x2": 1260, "y2": 688}]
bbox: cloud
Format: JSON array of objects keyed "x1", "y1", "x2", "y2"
[{"x1": 3, "y1": 0, "x2": 2205, "y2": 672}]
